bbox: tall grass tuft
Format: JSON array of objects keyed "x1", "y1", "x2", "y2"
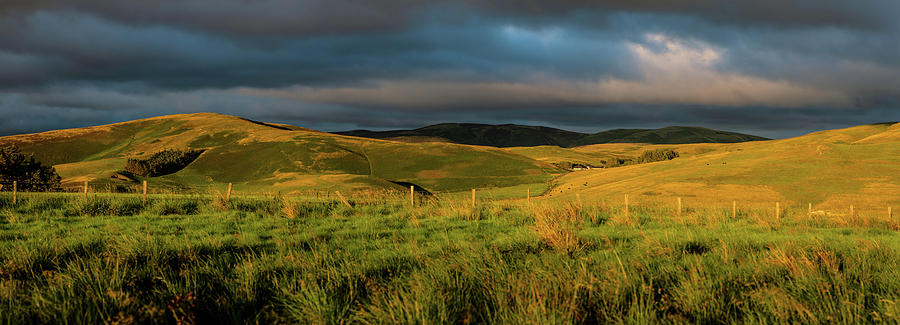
[
  {"x1": 531, "y1": 202, "x2": 585, "y2": 255},
  {"x1": 281, "y1": 198, "x2": 300, "y2": 220}
]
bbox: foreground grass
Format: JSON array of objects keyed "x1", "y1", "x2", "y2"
[{"x1": 0, "y1": 193, "x2": 899, "y2": 324}]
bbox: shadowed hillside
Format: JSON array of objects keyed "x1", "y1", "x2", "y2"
[
  {"x1": 337, "y1": 123, "x2": 586, "y2": 147},
  {"x1": 571, "y1": 126, "x2": 769, "y2": 146},
  {"x1": 336, "y1": 124, "x2": 768, "y2": 147},
  {"x1": 0, "y1": 113, "x2": 562, "y2": 194}
]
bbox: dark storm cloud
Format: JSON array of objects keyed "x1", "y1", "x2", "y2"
[
  {"x1": 0, "y1": 0, "x2": 422, "y2": 36},
  {"x1": 1, "y1": 2, "x2": 897, "y2": 92},
  {"x1": 0, "y1": 0, "x2": 896, "y2": 36},
  {"x1": 0, "y1": 0, "x2": 898, "y2": 138},
  {"x1": 0, "y1": 10, "x2": 642, "y2": 91}
]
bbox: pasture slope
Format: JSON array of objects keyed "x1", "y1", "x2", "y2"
[
  {"x1": 0, "y1": 113, "x2": 561, "y2": 194},
  {"x1": 548, "y1": 122, "x2": 900, "y2": 211}
]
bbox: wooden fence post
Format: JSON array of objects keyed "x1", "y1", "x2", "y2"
[
  {"x1": 624, "y1": 194, "x2": 629, "y2": 219},
  {"x1": 335, "y1": 191, "x2": 352, "y2": 208},
  {"x1": 226, "y1": 182, "x2": 233, "y2": 203},
  {"x1": 732, "y1": 200, "x2": 736, "y2": 219},
  {"x1": 889, "y1": 207, "x2": 893, "y2": 219},
  {"x1": 410, "y1": 185, "x2": 414, "y2": 206},
  {"x1": 808, "y1": 203, "x2": 812, "y2": 219},
  {"x1": 527, "y1": 188, "x2": 530, "y2": 203},
  {"x1": 471, "y1": 189, "x2": 476, "y2": 209},
  {"x1": 83, "y1": 181, "x2": 89, "y2": 200},
  {"x1": 142, "y1": 180, "x2": 147, "y2": 205},
  {"x1": 775, "y1": 202, "x2": 780, "y2": 219},
  {"x1": 12, "y1": 181, "x2": 16, "y2": 205},
  {"x1": 677, "y1": 197, "x2": 682, "y2": 217}
]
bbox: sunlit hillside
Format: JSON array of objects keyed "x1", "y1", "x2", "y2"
[
  {"x1": 0, "y1": 113, "x2": 562, "y2": 194},
  {"x1": 4, "y1": 113, "x2": 900, "y2": 214},
  {"x1": 547, "y1": 122, "x2": 900, "y2": 213}
]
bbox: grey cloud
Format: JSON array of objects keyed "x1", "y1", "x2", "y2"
[
  {"x1": 0, "y1": 50, "x2": 49, "y2": 87},
  {"x1": 468, "y1": 0, "x2": 899, "y2": 31},
  {"x1": 0, "y1": 0, "x2": 422, "y2": 36},
  {"x1": 0, "y1": 0, "x2": 896, "y2": 37},
  {"x1": 0, "y1": 11, "x2": 638, "y2": 90},
  {"x1": 1, "y1": 5, "x2": 897, "y2": 103}
]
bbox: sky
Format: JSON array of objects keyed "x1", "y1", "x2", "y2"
[{"x1": 1, "y1": 1, "x2": 899, "y2": 138}]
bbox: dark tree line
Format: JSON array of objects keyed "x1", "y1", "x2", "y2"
[
  {"x1": 557, "y1": 148, "x2": 679, "y2": 171},
  {"x1": 125, "y1": 149, "x2": 204, "y2": 177},
  {"x1": 0, "y1": 145, "x2": 62, "y2": 191},
  {"x1": 636, "y1": 149, "x2": 680, "y2": 163}
]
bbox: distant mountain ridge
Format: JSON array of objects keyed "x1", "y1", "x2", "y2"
[{"x1": 335, "y1": 124, "x2": 769, "y2": 147}]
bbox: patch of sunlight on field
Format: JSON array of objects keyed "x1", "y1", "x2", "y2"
[{"x1": 54, "y1": 158, "x2": 127, "y2": 183}]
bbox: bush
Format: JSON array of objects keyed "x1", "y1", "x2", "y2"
[
  {"x1": 0, "y1": 145, "x2": 62, "y2": 191},
  {"x1": 125, "y1": 149, "x2": 204, "y2": 177}
]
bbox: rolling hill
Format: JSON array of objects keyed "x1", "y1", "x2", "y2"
[
  {"x1": 336, "y1": 124, "x2": 768, "y2": 147},
  {"x1": 336, "y1": 123, "x2": 586, "y2": 147},
  {"x1": 547, "y1": 122, "x2": 900, "y2": 211},
  {"x1": 6, "y1": 113, "x2": 898, "y2": 212},
  {"x1": 570, "y1": 126, "x2": 769, "y2": 146},
  {"x1": 0, "y1": 113, "x2": 562, "y2": 194}
]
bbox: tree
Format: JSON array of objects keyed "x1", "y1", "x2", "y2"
[{"x1": 0, "y1": 145, "x2": 62, "y2": 191}]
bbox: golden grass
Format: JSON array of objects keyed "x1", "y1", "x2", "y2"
[
  {"x1": 531, "y1": 202, "x2": 585, "y2": 255},
  {"x1": 549, "y1": 122, "x2": 900, "y2": 210},
  {"x1": 281, "y1": 199, "x2": 300, "y2": 220}
]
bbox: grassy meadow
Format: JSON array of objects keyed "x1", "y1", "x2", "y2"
[{"x1": 1, "y1": 191, "x2": 898, "y2": 324}]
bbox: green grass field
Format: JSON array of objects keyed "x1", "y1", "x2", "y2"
[{"x1": 1, "y1": 192, "x2": 898, "y2": 324}]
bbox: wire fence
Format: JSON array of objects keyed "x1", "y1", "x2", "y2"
[
  {"x1": 0, "y1": 179, "x2": 430, "y2": 207},
  {"x1": 0, "y1": 180, "x2": 897, "y2": 224}
]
